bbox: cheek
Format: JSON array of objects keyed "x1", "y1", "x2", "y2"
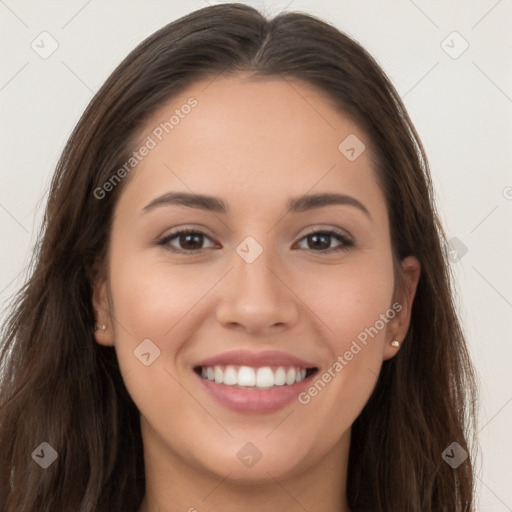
[
  {"x1": 109, "y1": 248, "x2": 208, "y2": 335},
  {"x1": 106, "y1": 252, "x2": 206, "y2": 423},
  {"x1": 291, "y1": 257, "x2": 394, "y2": 429},
  {"x1": 295, "y1": 256, "x2": 395, "y2": 350},
  {"x1": 108, "y1": 249, "x2": 226, "y2": 379}
]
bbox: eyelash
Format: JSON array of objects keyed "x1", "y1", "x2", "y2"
[{"x1": 157, "y1": 228, "x2": 354, "y2": 254}]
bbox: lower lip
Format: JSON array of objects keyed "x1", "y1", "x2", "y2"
[{"x1": 195, "y1": 371, "x2": 315, "y2": 414}]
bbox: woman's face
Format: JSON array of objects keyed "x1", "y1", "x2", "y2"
[{"x1": 94, "y1": 75, "x2": 419, "y2": 485}]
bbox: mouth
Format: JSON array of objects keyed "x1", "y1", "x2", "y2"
[
  {"x1": 192, "y1": 349, "x2": 320, "y2": 413},
  {"x1": 193, "y1": 364, "x2": 318, "y2": 390}
]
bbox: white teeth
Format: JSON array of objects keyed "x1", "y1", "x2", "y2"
[
  {"x1": 237, "y1": 366, "x2": 256, "y2": 386},
  {"x1": 274, "y1": 367, "x2": 286, "y2": 386},
  {"x1": 214, "y1": 366, "x2": 223, "y2": 384},
  {"x1": 256, "y1": 367, "x2": 274, "y2": 388},
  {"x1": 223, "y1": 365, "x2": 238, "y2": 385},
  {"x1": 199, "y1": 365, "x2": 311, "y2": 389},
  {"x1": 285, "y1": 367, "x2": 296, "y2": 385}
]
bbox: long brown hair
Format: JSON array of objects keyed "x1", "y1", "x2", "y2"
[{"x1": 0, "y1": 3, "x2": 478, "y2": 511}]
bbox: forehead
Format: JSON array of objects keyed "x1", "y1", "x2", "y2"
[{"x1": 118, "y1": 75, "x2": 386, "y2": 222}]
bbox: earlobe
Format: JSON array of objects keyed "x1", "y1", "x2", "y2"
[
  {"x1": 92, "y1": 277, "x2": 115, "y2": 347},
  {"x1": 383, "y1": 338, "x2": 402, "y2": 360},
  {"x1": 383, "y1": 256, "x2": 421, "y2": 360}
]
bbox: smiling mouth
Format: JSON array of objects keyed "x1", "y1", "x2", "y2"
[{"x1": 194, "y1": 364, "x2": 318, "y2": 390}]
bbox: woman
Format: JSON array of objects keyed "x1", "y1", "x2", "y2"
[{"x1": 0, "y1": 3, "x2": 478, "y2": 511}]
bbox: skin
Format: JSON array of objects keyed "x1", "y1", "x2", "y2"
[{"x1": 93, "y1": 74, "x2": 420, "y2": 512}]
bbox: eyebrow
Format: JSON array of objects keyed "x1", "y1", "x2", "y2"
[{"x1": 142, "y1": 191, "x2": 372, "y2": 220}]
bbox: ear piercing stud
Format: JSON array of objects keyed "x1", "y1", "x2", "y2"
[
  {"x1": 391, "y1": 340, "x2": 400, "y2": 348},
  {"x1": 95, "y1": 323, "x2": 106, "y2": 331}
]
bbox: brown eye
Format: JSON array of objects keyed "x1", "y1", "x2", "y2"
[
  {"x1": 159, "y1": 229, "x2": 215, "y2": 252},
  {"x1": 296, "y1": 230, "x2": 353, "y2": 253},
  {"x1": 178, "y1": 232, "x2": 204, "y2": 250}
]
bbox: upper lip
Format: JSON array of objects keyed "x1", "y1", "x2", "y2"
[{"x1": 194, "y1": 350, "x2": 317, "y2": 369}]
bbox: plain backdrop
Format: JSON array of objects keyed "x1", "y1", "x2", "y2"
[{"x1": 1, "y1": 1, "x2": 511, "y2": 510}]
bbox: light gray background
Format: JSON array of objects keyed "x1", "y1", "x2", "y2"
[{"x1": 1, "y1": 1, "x2": 511, "y2": 510}]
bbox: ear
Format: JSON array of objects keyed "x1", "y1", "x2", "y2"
[
  {"x1": 92, "y1": 271, "x2": 115, "y2": 347},
  {"x1": 383, "y1": 255, "x2": 421, "y2": 360}
]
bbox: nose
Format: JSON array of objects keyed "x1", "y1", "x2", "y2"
[{"x1": 215, "y1": 247, "x2": 300, "y2": 335}]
